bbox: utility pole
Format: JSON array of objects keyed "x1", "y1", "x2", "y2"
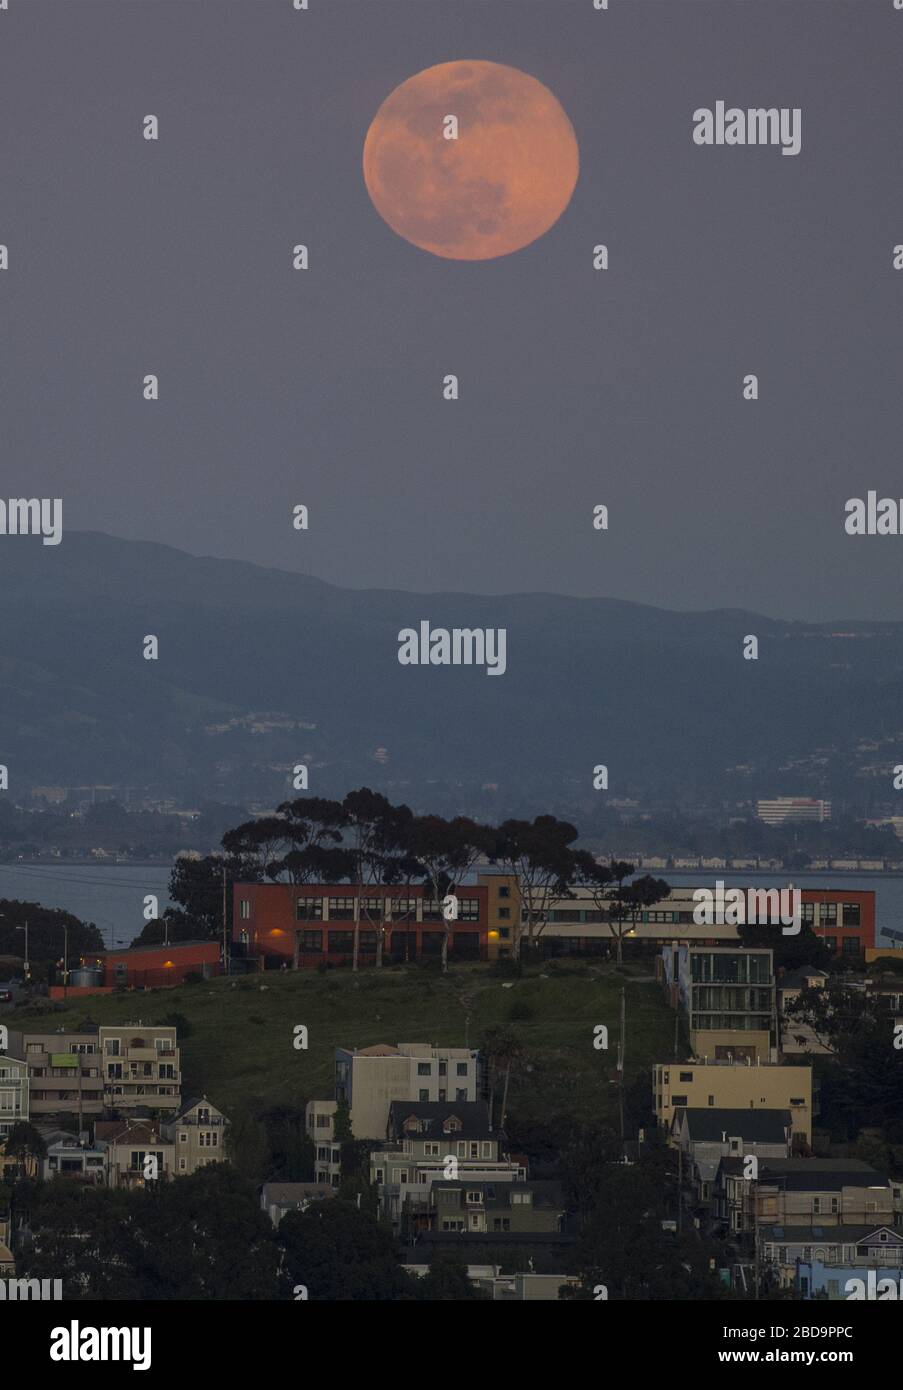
[
  {"x1": 677, "y1": 1141, "x2": 683, "y2": 1234},
  {"x1": 617, "y1": 986, "x2": 627, "y2": 1142},
  {"x1": 63, "y1": 923, "x2": 69, "y2": 1000},
  {"x1": 222, "y1": 863, "x2": 229, "y2": 977}
]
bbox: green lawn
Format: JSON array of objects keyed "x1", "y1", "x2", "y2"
[{"x1": 1, "y1": 961, "x2": 677, "y2": 1137}]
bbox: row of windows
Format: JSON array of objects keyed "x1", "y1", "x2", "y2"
[
  {"x1": 295, "y1": 929, "x2": 481, "y2": 952},
  {"x1": 411, "y1": 1140, "x2": 492, "y2": 1158},
  {"x1": 544, "y1": 903, "x2": 863, "y2": 927},
  {"x1": 416, "y1": 1061, "x2": 470, "y2": 1077},
  {"x1": 239, "y1": 896, "x2": 483, "y2": 922}
]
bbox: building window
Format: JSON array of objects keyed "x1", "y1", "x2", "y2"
[
  {"x1": 456, "y1": 1063, "x2": 468, "y2": 1077},
  {"x1": 820, "y1": 903, "x2": 838, "y2": 926},
  {"x1": 295, "y1": 898, "x2": 323, "y2": 921},
  {"x1": 456, "y1": 1089, "x2": 467, "y2": 1101},
  {"x1": 417, "y1": 1063, "x2": 431, "y2": 1076},
  {"x1": 419, "y1": 1089, "x2": 429, "y2": 1102},
  {"x1": 842, "y1": 937, "x2": 860, "y2": 957},
  {"x1": 671, "y1": 1095, "x2": 687, "y2": 1107},
  {"x1": 457, "y1": 898, "x2": 480, "y2": 922},
  {"x1": 679, "y1": 1072, "x2": 693, "y2": 1082},
  {"x1": 499, "y1": 886, "x2": 510, "y2": 898},
  {"x1": 328, "y1": 897, "x2": 356, "y2": 920},
  {"x1": 301, "y1": 930, "x2": 323, "y2": 951},
  {"x1": 498, "y1": 908, "x2": 510, "y2": 920},
  {"x1": 844, "y1": 902, "x2": 861, "y2": 927},
  {"x1": 240, "y1": 899, "x2": 251, "y2": 920},
  {"x1": 327, "y1": 931, "x2": 355, "y2": 954}
]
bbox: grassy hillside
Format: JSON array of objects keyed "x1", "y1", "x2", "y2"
[{"x1": 1, "y1": 961, "x2": 676, "y2": 1141}]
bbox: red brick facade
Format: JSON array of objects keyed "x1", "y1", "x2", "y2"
[{"x1": 232, "y1": 882, "x2": 489, "y2": 968}]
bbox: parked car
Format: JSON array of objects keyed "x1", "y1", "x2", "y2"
[{"x1": 0, "y1": 989, "x2": 12, "y2": 1003}]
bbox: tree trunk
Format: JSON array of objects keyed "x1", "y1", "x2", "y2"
[
  {"x1": 441, "y1": 926, "x2": 449, "y2": 974},
  {"x1": 352, "y1": 894, "x2": 360, "y2": 973}
]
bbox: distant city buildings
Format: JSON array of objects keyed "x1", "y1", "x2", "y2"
[{"x1": 757, "y1": 797, "x2": 832, "y2": 825}]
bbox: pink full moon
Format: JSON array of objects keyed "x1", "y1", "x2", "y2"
[{"x1": 363, "y1": 60, "x2": 580, "y2": 260}]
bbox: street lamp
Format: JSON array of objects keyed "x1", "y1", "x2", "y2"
[
  {"x1": 16, "y1": 920, "x2": 29, "y2": 981},
  {"x1": 0, "y1": 915, "x2": 29, "y2": 983}
]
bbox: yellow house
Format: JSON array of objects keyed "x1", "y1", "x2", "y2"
[{"x1": 652, "y1": 1059, "x2": 813, "y2": 1143}]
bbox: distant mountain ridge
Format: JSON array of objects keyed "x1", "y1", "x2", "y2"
[{"x1": 4, "y1": 531, "x2": 903, "y2": 811}]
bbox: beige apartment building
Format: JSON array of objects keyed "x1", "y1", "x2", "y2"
[
  {"x1": 334, "y1": 1042, "x2": 480, "y2": 1139},
  {"x1": 653, "y1": 1058, "x2": 813, "y2": 1143},
  {"x1": 8, "y1": 1030, "x2": 103, "y2": 1121},
  {"x1": 99, "y1": 1024, "x2": 181, "y2": 1113}
]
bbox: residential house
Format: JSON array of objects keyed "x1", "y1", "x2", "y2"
[
  {"x1": 43, "y1": 1133, "x2": 107, "y2": 1184},
  {"x1": 162, "y1": 1097, "x2": 228, "y2": 1176},
  {"x1": 424, "y1": 1178, "x2": 565, "y2": 1236},
  {"x1": 671, "y1": 1108, "x2": 792, "y2": 1203},
  {"x1": 95, "y1": 1118, "x2": 175, "y2": 1188},
  {"x1": 304, "y1": 1100, "x2": 341, "y2": 1187},
  {"x1": 753, "y1": 1159, "x2": 895, "y2": 1232},
  {"x1": 371, "y1": 1101, "x2": 526, "y2": 1230},
  {"x1": 0, "y1": 1053, "x2": 28, "y2": 1143},
  {"x1": 334, "y1": 1042, "x2": 479, "y2": 1139},
  {"x1": 797, "y1": 1254, "x2": 903, "y2": 1300},
  {"x1": 760, "y1": 1223, "x2": 903, "y2": 1291},
  {"x1": 260, "y1": 1182, "x2": 336, "y2": 1228}
]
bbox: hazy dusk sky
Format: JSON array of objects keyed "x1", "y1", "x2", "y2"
[{"x1": 2, "y1": 0, "x2": 901, "y2": 620}]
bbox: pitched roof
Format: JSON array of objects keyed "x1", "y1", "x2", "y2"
[
  {"x1": 94, "y1": 1119, "x2": 171, "y2": 1146},
  {"x1": 387, "y1": 1100, "x2": 493, "y2": 1141},
  {"x1": 757, "y1": 1158, "x2": 889, "y2": 1191},
  {"x1": 677, "y1": 1108, "x2": 792, "y2": 1143},
  {"x1": 261, "y1": 1182, "x2": 335, "y2": 1204},
  {"x1": 761, "y1": 1224, "x2": 903, "y2": 1245}
]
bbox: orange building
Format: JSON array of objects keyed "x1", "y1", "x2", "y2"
[
  {"x1": 50, "y1": 940, "x2": 222, "y2": 997},
  {"x1": 232, "y1": 882, "x2": 491, "y2": 968}
]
